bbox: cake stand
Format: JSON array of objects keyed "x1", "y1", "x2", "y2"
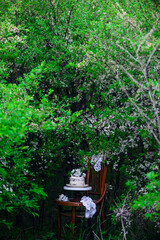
[{"x1": 64, "y1": 185, "x2": 92, "y2": 191}]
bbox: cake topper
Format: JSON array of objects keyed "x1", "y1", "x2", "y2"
[{"x1": 71, "y1": 168, "x2": 86, "y2": 177}]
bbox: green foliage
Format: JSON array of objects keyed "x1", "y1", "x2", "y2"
[
  {"x1": 0, "y1": 83, "x2": 47, "y2": 225},
  {"x1": 35, "y1": 232, "x2": 56, "y2": 240},
  {"x1": 0, "y1": 0, "x2": 159, "y2": 239},
  {"x1": 132, "y1": 171, "x2": 160, "y2": 222}
]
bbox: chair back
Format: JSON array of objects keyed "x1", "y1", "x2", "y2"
[{"x1": 86, "y1": 164, "x2": 108, "y2": 197}]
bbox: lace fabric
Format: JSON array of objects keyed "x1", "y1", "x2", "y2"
[
  {"x1": 80, "y1": 196, "x2": 96, "y2": 218},
  {"x1": 91, "y1": 154, "x2": 103, "y2": 172},
  {"x1": 58, "y1": 194, "x2": 69, "y2": 201}
]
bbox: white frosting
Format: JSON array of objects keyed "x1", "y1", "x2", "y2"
[
  {"x1": 69, "y1": 176, "x2": 85, "y2": 186},
  {"x1": 69, "y1": 169, "x2": 86, "y2": 186}
]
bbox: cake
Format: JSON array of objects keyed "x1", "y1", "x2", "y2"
[
  {"x1": 69, "y1": 169, "x2": 86, "y2": 186},
  {"x1": 70, "y1": 176, "x2": 85, "y2": 186}
]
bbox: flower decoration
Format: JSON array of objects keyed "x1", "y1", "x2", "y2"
[{"x1": 71, "y1": 168, "x2": 86, "y2": 177}]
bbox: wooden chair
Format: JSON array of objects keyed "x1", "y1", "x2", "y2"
[{"x1": 56, "y1": 164, "x2": 108, "y2": 239}]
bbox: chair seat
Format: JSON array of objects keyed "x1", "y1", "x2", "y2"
[
  {"x1": 56, "y1": 196, "x2": 101, "y2": 207},
  {"x1": 56, "y1": 199, "x2": 83, "y2": 207}
]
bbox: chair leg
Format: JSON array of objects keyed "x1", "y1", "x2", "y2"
[
  {"x1": 101, "y1": 204, "x2": 106, "y2": 229},
  {"x1": 58, "y1": 205, "x2": 62, "y2": 240},
  {"x1": 71, "y1": 207, "x2": 76, "y2": 239}
]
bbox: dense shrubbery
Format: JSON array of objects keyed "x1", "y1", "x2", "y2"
[{"x1": 0, "y1": 0, "x2": 159, "y2": 239}]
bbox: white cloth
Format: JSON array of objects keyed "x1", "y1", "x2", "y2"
[
  {"x1": 58, "y1": 194, "x2": 69, "y2": 201},
  {"x1": 80, "y1": 196, "x2": 96, "y2": 218},
  {"x1": 91, "y1": 154, "x2": 103, "y2": 172}
]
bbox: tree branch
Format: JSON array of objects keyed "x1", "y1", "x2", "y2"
[
  {"x1": 116, "y1": 44, "x2": 139, "y2": 64},
  {"x1": 145, "y1": 42, "x2": 160, "y2": 69},
  {"x1": 48, "y1": 0, "x2": 57, "y2": 23},
  {"x1": 118, "y1": 65, "x2": 148, "y2": 91},
  {"x1": 148, "y1": 90, "x2": 160, "y2": 138},
  {"x1": 64, "y1": 6, "x2": 74, "y2": 44},
  {"x1": 117, "y1": 74, "x2": 160, "y2": 145},
  {"x1": 136, "y1": 25, "x2": 157, "y2": 54}
]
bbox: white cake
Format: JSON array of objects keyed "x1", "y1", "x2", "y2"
[
  {"x1": 70, "y1": 176, "x2": 85, "y2": 186},
  {"x1": 69, "y1": 169, "x2": 86, "y2": 186}
]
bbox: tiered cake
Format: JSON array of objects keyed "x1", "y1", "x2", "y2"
[{"x1": 69, "y1": 169, "x2": 86, "y2": 186}]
